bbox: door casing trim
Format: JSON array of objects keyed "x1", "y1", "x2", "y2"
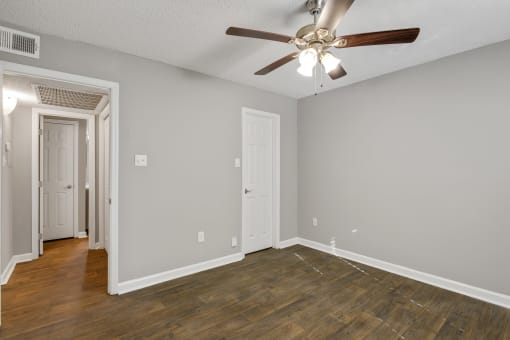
[{"x1": 97, "y1": 104, "x2": 110, "y2": 250}]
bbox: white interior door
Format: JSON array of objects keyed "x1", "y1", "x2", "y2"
[
  {"x1": 242, "y1": 113, "x2": 273, "y2": 254},
  {"x1": 104, "y1": 115, "x2": 111, "y2": 254},
  {"x1": 42, "y1": 121, "x2": 75, "y2": 241}
]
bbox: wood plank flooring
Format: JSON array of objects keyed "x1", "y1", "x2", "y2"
[{"x1": 1, "y1": 238, "x2": 509, "y2": 339}]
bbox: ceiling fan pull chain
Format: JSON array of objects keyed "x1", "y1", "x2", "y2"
[
  {"x1": 314, "y1": 63, "x2": 318, "y2": 96},
  {"x1": 320, "y1": 64, "x2": 324, "y2": 90}
]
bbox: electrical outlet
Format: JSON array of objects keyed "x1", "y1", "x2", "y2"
[
  {"x1": 134, "y1": 154, "x2": 148, "y2": 167},
  {"x1": 312, "y1": 217, "x2": 318, "y2": 227},
  {"x1": 231, "y1": 236, "x2": 238, "y2": 247},
  {"x1": 197, "y1": 231, "x2": 205, "y2": 243}
]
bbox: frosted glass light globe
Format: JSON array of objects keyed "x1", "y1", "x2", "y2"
[
  {"x1": 321, "y1": 52, "x2": 341, "y2": 73},
  {"x1": 297, "y1": 65, "x2": 313, "y2": 77},
  {"x1": 298, "y1": 48, "x2": 318, "y2": 68}
]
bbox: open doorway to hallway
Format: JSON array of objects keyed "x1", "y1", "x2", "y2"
[
  {"x1": 0, "y1": 71, "x2": 113, "y2": 299},
  {"x1": 1, "y1": 237, "x2": 107, "y2": 335}
]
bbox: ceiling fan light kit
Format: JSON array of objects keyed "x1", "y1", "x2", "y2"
[
  {"x1": 320, "y1": 52, "x2": 341, "y2": 73},
  {"x1": 297, "y1": 64, "x2": 314, "y2": 77},
  {"x1": 299, "y1": 48, "x2": 318, "y2": 67},
  {"x1": 226, "y1": 0, "x2": 420, "y2": 93}
]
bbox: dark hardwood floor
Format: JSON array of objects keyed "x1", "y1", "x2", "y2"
[{"x1": 1, "y1": 239, "x2": 509, "y2": 339}]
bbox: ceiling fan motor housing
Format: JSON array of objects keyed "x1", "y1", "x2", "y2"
[
  {"x1": 295, "y1": 24, "x2": 336, "y2": 51},
  {"x1": 298, "y1": 0, "x2": 337, "y2": 52},
  {"x1": 306, "y1": 0, "x2": 324, "y2": 16}
]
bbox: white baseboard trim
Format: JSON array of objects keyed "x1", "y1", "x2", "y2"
[
  {"x1": 278, "y1": 237, "x2": 299, "y2": 249},
  {"x1": 76, "y1": 231, "x2": 88, "y2": 239},
  {"x1": 1, "y1": 258, "x2": 16, "y2": 285},
  {"x1": 1, "y1": 253, "x2": 33, "y2": 285},
  {"x1": 298, "y1": 238, "x2": 333, "y2": 254},
  {"x1": 117, "y1": 252, "x2": 245, "y2": 295},
  {"x1": 297, "y1": 237, "x2": 510, "y2": 309}
]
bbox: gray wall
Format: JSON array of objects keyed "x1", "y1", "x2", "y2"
[
  {"x1": 1, "y1": 101, "x2": 13, "y2": 273},
  {"x1": 298, "y1": 40, "x2": 510, "y2": 296},
  {"x1": 0, "y1": 26, "x2": 298, "y2": 282},
  {"x1": 11, "y1": 104, "x2": 32, "y2": 254}
]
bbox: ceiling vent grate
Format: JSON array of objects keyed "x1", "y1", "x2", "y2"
[
  {"x1": 0, "y1": 26, "x2": 40, "y2": 58},
  {"x1": 35, "y1": 85, "x2": 104, "y2": 111}
]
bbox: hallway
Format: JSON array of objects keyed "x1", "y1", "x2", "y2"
[{"x1": 1, "y1": 239, "x2": 107, "y2": 337}]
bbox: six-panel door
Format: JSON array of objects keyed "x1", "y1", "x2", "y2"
[{"x1": 43, "y1": 122, "x2": 75, "y2": 241}]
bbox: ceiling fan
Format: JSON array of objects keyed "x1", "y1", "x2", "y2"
[{"x1": 226, "y1": 0, "x2": 420, "y2": 80}]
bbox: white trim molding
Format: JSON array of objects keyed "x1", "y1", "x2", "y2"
[
  {"x1": 297, "y1": 237, "x2": 510, "y2": 309},
  {"x1": 1, "y1": 253, "x2": 32, "y2": 285},
  {"x1": 97, "y1": 104, "x2": 110, "y2": 250},
  {"x1": 277, "y1": 237, "x2": 299, "y2": 249},
  {"x1": 0, "y1": 65, "x2": 3, "y2": 290},
  {"x1": 118, "y1": 253, "x2": 245, "y2": 295},
  {"x1": 298, "y1": 238, "x2": 333, "y2": 254},
  {"x1": 76, "y1": 231, "x2": 88, "y2": 239}
]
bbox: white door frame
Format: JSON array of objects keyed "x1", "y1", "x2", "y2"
[
  {"x1": 42, "y1": 118, "x2": 80, "y2": 239},
  {"x1": 33, "y1": 110, "x2": 94, "y2": 252},
  {"x1": 0, "y1": 69, "x2": 4, "y2": 307},
  {"x1": 241, "y1": 107, "x2": 280, "y2": 254},
  {"x1": 97, "y1": 103, "x2": 110, "y2": 249},
  {"x1": 0, "y1": 60, "x2": 120, "y2": 294}
]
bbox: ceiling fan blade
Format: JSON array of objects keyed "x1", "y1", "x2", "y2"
[
  {"x1": 226, "y1": 27, "x2": 293, "y2": 43},
  {"x1": 328, "y1": 64, "x2": 347, "y2": 80},
  {"x1": 316, "y1": 0, "x2": 355, "y2": 33},
  {"x1": 255, "y1": 52, "x2": 299, "y2": 75},
  {"x1": 335, "y1": 28, "x2": 420, "y2": 48}
]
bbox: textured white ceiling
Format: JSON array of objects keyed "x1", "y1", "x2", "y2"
[{"x1": 1, "y1": 0, "x2": 510, "y2": 98}]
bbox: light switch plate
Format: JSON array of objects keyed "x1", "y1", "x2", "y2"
[
  {"x1": 134, "y1": 154, "x2": 147, "y2": 167},
  {"x1": 312, "y1": 217, "x2": 318, "y2": 227},
  {"x1": 234, "y1": 158, "x2": 241, "y2": 168},
  {"x1": 198, "y1": 231, "x2": 205, "y2": 243},
  {"x1": 231, "y1": 236, "x2": 238, "y2": 247}
]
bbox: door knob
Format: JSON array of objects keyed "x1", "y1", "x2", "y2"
[
  {"x1": 66, "y1": 185, "x2": 73, "y2": 189},
  {"x1": 244, "y1": 188, "x2": 252, "y2": 194}
]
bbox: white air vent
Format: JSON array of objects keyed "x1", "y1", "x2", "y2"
[
  {"x1": 0, "y1": 26, "x2": 40, "y2": 59},
  {"x1": 35, "y1": 85, "x2": 104, "y2": 111}
]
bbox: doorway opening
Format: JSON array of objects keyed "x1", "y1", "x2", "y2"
[
  {"x1": 39, "y1": 117, "x2": 83, "y2": 244},
  {"x1": 0, "y1": 61, "x2": 119, "y2": 295},
  {"x1": 241, "y1": 107, "x2": 281, "y2": 255},
  {"x1": 33, "y1": 107, "x2": 100, "y2": 256}
]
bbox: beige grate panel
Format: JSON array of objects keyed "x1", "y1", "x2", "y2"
[{"x1": 36, "y1": 85, "x2": 104, "y2": 110}]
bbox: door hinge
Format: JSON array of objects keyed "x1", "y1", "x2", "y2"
[
  {"x1": 39, "y1": 181, "x2": 43, "y2": 188},
  {"x1": 109, "y1": 198, "x2": 112, "y2": 205},
  {"x1": 39, "y1": 233, "x2": 43, "y2": 240},
  {"x1": 39, "y1": 128, "x2": 43, "y2": 136}
]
